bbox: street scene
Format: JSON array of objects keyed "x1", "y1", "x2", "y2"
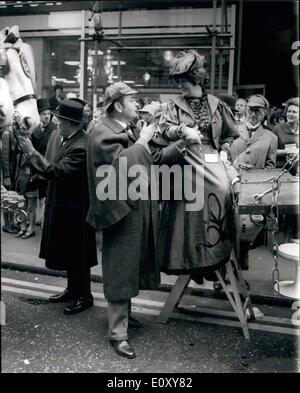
[{"x1": 1, "y1": 0, "x2": 299, "y2": 375}]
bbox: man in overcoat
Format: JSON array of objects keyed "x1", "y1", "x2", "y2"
[
  {"x1": 31, "y1": 99, "x2": 57, "y2": 156},
  {"x1": 86, "y1": 82, "x2": 161, "y2": 359},
  {"x1": 18, "y1": 100, "x2": 98, "y2": 314}
]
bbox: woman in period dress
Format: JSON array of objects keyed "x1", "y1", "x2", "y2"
[{"x1": 158, "y1": 50, "x2": 239, "y2": 283}]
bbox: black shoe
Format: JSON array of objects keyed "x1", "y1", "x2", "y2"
[
  {"x1": 128, "y1": 316, "x2": 142, "y2": 329},
  {"x1": 49, "y1": 290, "x2": 74, "y2": 303},
  {"x1": 110, "y1": 340, "x2": 136, "y2": 359},
  {"x1": 63, "y1": 296, "x2": 93, "y2": 315}
]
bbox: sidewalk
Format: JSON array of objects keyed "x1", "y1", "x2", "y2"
[{"x1": 2, "y1": 222, "x2": 297, "y2": 306}]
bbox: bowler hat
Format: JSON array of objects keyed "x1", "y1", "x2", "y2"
[
  {"x1": 70, "y1": 97, "x2": 87, "y2": 107},
  {"x1": 247, "y1": 94, "x2": 270, "y2": 111},
  {"x1": 103, "y1": 82, "x2": 138, "y2": 112},
  {"x1": 51, "y1": 99, "x2": 83, "y2": 123},
  {"x1": 37, "y1": 98, "x2": 50, "y2": 113}
]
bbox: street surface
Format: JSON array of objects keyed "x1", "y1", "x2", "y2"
[{"x1": 1, "y1": 268, "x2": 299, "y2": 373}]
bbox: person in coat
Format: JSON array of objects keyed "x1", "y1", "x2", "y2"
[
  {"x1": 17, "y1": 100, "x2": 98, "y2": 314},
  {"x1": 227, "y1": 94, "x2": 278, "y2": 270},
  {"x1": 86, "y1": 82, "x2": 163, "y2": 359},
  {"x1": 31, "y1": 98, "x2": 57, "y2": 225},
  {"x1": 158, "y1": 49, "x2": 239, "y2": 285},
  {"x1": 31, "y1": 99, "x2": 57, "y2": 156}
]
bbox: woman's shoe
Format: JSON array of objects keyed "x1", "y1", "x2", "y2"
[{"x1": 21, "y1": 231, "x2": 36, "y2": 239}]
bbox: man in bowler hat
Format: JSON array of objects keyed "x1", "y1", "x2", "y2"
[{"x1": 17, "y1": 100, "x2": 98, "y2": 314}]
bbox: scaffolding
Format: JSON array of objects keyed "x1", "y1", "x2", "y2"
[{"x1": 80, "y1": 0, "x2": 236, "y2": 104}]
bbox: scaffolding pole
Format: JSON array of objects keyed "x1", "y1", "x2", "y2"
[
  {"x1": 210, "y1": 0, "x2": 217, "y2": 94},
  {"x1": 79, "y1": 10, "x2": 86, "y2": 99}
]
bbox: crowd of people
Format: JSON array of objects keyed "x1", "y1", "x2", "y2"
[{"x1": 1, "y1": 49, "x2": 299, "y2": 359}]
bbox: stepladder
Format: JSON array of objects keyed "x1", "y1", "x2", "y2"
[{"x1": 157, "y1": 249, "x2": 255, "y2": 339}]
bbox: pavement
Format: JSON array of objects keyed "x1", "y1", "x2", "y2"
[{"x1": 1, "y1": 224, "x2": 297, "y2": 302}]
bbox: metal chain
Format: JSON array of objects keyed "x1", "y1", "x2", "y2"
[{"x1": 269, "y1": 178, "x2": 280, "y2": 294}]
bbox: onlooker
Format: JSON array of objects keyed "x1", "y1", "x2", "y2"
[
  {"x1": 31, "y1": 99, "x2": 57, "y2": 156},
  {"x1": 49, "y1": 84, "x2": 64, "y2": 110},
  {"x1": 270, "y1": 108, "x2": 287, "y2": 130},
  {"x1": 17, "y1": 100, "x2": 98, "y2": 314},
  {"x1": 228, "y1": 94, "x2": 278, "y2": 270},
  {"x1": 1, "y1": 126, "x2": 19, "y2": 233},
  {"x1": 234, "y1": 98, "x2": 247, "y2": 128},
  {"x1": 273, "y1": 97, "x2": 299, "y2": 241},
  {"x1": 31, "y1": 99, "x2": 57, "y2": 226},
  {"x1": 273, "y1": 97, "x2": 299, "y2": 168}
]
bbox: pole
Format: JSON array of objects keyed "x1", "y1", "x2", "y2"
[
  {"x1": 236, "y1": 0, "x2": 243, "y2": 87},
  {"x1": 228, "y1": 4, "x2": 236, "y2": 95},
  {"x1": 117, "y1": 2, "x2": 123, "y2": 80},
  {"x1": 210, "y1": 0, "x2": 217, "y2": 94},
  {"x1": 79, "y1": 10, "x2": 86, "y2": 99}
]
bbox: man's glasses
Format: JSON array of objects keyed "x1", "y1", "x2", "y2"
[{"x1": 246, "y1": 106, "x2": 264, "y2": 114}]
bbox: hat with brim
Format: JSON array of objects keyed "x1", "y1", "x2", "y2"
[
  {"x1": 69, "y1": 97, "x2": 87, "y2": 107},
  {"x1": 37, "y1": 98, "x2": 50, "y2": 113},
  {"x1": 51, "y1": 99, "x2": 83, "y2": 123},
  {"x1": 103, "y1": 82, "x2": 138, "y2": 112},
  {"x1": 169, "y1": 50, "x2": 205, "y2": 79},
  {"x1": 247, "y1": 94, "x2": 270, "y2": 111}
]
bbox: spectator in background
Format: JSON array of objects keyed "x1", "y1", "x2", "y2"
[
  {"x1": 227, "y1": 94, "x2": 278, "y2": 270},
  {"x1": 31, "y1": 99, "x2": 57, "y2": 156},
  {"x1": 49, "y1": 84, "x2": 64, "y2": 110},
  {"x1": 31, "y1": 99, "x2": 57, "y2": 226},
  {"x1": 1, "y1": 126, "x2": 19, "y2": 233},
  {"x1": 234, "y1": 98, "x2": 247, "y2": 128},
  {"x1": 273, "y1": 97, "x2": 299, "y2": 168},
  {"x1": 270, "y1": 108, "x2": 287, "y2": 131},
  {"x1": 66, "y1": 92, "x2": 77, "y2": 99}
]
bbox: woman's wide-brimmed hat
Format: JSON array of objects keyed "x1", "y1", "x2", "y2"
[
  {"x1": 51, "y1": 99, "x2": 83, "y2": 123},
  {"x1": 169, "y1": 50, "x2": 206, "y2": 79}
]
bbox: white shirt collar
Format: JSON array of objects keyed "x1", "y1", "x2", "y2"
[{"x1": 114, "y1": 119, "x2": 128, "y2": 129}]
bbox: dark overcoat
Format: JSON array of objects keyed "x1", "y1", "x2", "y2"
[
  {"x1": 86, "y1": 117, "x2": 160, "y2": 302},
  {"x1": 29, "y1": 129, "x2": 98, "y2": 271},
  {"x1": 31, "y1": 121, "x2": 57, "y2": 156}
]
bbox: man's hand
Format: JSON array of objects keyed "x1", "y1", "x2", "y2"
[
  {"x1": 139, "y1": 123, "x2": 156, "y2": 143},
  {"x1": 181, "y1": 126, "x2": 202, "y2": 145},
  {"x1": 17, "y1": 135, "x2": 35, "y2": 156}
]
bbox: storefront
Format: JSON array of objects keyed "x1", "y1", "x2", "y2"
[{"x1": 1, "y1": 0, "x2": 236, "y2": 106}]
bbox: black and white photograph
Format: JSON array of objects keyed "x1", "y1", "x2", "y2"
[{"x1": 1, "y1": 0, "x2": 299, "y2": 377}]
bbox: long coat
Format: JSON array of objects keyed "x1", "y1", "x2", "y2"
[
  {"x1": 86, "y1": 116, "x2": 160, "y2": 302},
  {"x1": 158, "y1": 94, "x2": 239, "y2": 280},
  {"x1": 28, "y1": 129, "x2": 98, "y2": 271}
]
